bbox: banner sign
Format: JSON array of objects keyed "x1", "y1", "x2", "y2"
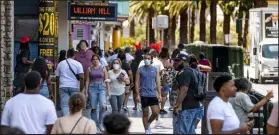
[
  {"x1": 39, "y1": 0, "x2": 57, "y2": 72},
  {"x1": 265, "y1": 13, "x2": 278, "y2": 38},
  {"x1": 68, "y1": 2, "x2": 117, "y2": 21}
]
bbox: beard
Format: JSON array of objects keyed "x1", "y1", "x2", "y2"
[{"x1": 175, "y1": 63, "x2": 184, "y2": 71}]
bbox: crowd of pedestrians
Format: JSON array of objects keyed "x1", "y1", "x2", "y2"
[{"x1": 1, "y1": 37, "x2": 278, "y2": 134}]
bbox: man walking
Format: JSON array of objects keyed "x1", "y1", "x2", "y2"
[
  {"x1": 1, "y1": 71, "x2": 57, "y2": 134},
  {"x1": 135, "y1": 53, "x2": 161, "y2": 134},
  {"x1": 172, "y1": 53, "x2": 201, "y2": 134},
  {"x1": 56, "y1": 48, "x2": 84, "y2": 116}
]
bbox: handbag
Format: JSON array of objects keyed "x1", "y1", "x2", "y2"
[{"x1": 66, "y1": 59, "x2": 80, "y2": 81}]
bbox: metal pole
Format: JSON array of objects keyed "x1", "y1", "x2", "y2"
[{"x1": 161, "y1": 29, "x2": 164, "y2": 49}]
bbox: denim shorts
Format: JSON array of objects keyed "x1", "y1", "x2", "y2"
[
  {"x1": 88, "y1": 83, "x2": 107, "y2": 109},
  {"x1": 173, "y1": 108, "x2": 200, "y2": 134},
  {"x1": 161, "y1": 84, "x2": 170, "y2": 93},
  {"x1": 196, "y1": 104, "x2": 204, "y2": 120}
]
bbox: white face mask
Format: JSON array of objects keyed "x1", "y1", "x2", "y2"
[{"x1": 113, "y1": 64, "x2": 120, "y2": 70}]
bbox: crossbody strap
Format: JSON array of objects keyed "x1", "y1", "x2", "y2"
[
  {"x1": 66, "y1": 59, "x2": 77, "y2": 78},
  {"x1": 70, "y1": 116, "x2": 83, "y2": 134}
]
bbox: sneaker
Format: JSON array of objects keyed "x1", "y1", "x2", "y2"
[
  {"x1": 133, "y1": 106, "x2": 138, "y2": 110},
  {"x1": 98, "y1": 123, "x2": 105, "y2": 132},
  {"x1": 160, "y1": 109, "x2": 168, "y2": 114},
  {"x1": 169, "y1": 107, "x2": 173, "y2": 111},
  {"x1": 148, "y1": 125, "x2": 152, "y2": 134},
  {"x1": 154, "y1": 119, "x2": 163, "y2": 128},
  {"x1": 123, "y1": 106, "x2": 129, "y2": 111}
]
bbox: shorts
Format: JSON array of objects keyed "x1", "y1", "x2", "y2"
[
  {"x1": 161, "y1": 84, "x2": 170, "y2": 93},
  {"x1": 196, "y1": 104, "x2": 204, "y2": 120},
  {"x1": 141, "y1": 97, "x2": 159, "y2": 109},
  {"x1": 125, "y1": 85, "x2": 130, "y2": 93}
]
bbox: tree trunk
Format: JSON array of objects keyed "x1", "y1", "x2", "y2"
[
  {"x1": 243, "y1": 11, "x2": 249, "y2": 49},
  {"x1": 163, "y1": 12, "x2": 169, "y2": 48},
  {"x1": 180, "y1": 9, "x2": 188, "y2": 44},
  {"x1": 129, "y1": 18, "x2": 135, "y2": 37},
  {"x1": 0, "y1": 0, "x2": 14, "y2": 110},
  {"x1": 169, "y1": 16, "x2": 177, "y2": 48},
  {"x1": 148, "y1": 9, "x2": 155, "y2": 45},
  {"x1": 210, "y1": 0, "x2": 217, "y2": 44},
  {"x1": 254, "y1": 0, "x2": 268, "y2": 8},
  {"x1": 237, "y1": 1, "x2": 244, "y2": 47},
  {"x1": 190, "y1": 5, "x2": 195, "y2": 43},
  {"x1": 199, "y1": 0, "x2": 206, "y2": 42},
  {"x1": 223, "y1": 13, "x2": 231, "y2": 45}
]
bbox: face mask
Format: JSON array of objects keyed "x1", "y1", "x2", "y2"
[
  {"x1": 144, "y1": 59, "x2": 151, "y2": 66},
  {"x1": 113, "y1": 64, "x2": 120, "y2": 70}
]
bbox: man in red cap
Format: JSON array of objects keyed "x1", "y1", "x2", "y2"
[{"x1": 14, "y1": 36, "x2": 34, "y2": 95}]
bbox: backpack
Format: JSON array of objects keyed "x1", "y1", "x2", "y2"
[{"x1": 189, "y1": 68, "x2": 207, "y2": 101}]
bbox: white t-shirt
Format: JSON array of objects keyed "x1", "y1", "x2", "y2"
[
  {"x1": 138, "y1": 57, "x2": 164, "y2": 72},
  {"x1": 108, "y1": 69, "x2": 128, "y2": 95},
  {"x1": 55, "y1": 59, "x2": 84, "y2": 89},
  {"x1": 267, "y1": 102, "x2": 278, "y2": 127},
  {"x1": 207, "y1": 96, "x2": 240, "y2": 134},
  {"x1": 100, "y1": 57, "x2": 108, "y2": 67},
  {"x1": 1, "y1": 93, "x2": 57, "y2": 134}
]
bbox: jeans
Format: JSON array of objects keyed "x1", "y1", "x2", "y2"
[
  {"x1": 59, "y1": 87, "x2": 79, "y2": 116},
  {"x1": 109, "y1": 93, "x2": 125, "y2": 113},
  {"x1": 88, "y1": 83, "x2": 107, "y2": 124},
  {"x1": 173, "y1": 108, "x2": 200, "y2": 134},
  {"x1": 40, "y1": 81, "x2": 49, "y2": 98}
]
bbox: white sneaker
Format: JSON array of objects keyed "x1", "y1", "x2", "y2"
[
  {"x1": 148, "y1": 125, "x2": 152, "y2": 134},
  {"x1": 154, "y1": 119, "x2": 163, "y2": 128}
]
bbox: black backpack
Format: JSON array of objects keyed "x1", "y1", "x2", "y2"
[{"x1": 189, "y1": 68, "x2": 207, "y2": 101}]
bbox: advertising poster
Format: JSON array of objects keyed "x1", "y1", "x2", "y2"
[
  {"x1": 265, "y1": 13, "x2": 278, "y2": 38},
  {"x1": 39, "y1": 0, "x2": 57, "y2": 72}
]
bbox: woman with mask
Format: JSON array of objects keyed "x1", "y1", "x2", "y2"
[
  {"x1": 85, "y1": 54, "x2": 110, "y2": 132},
  {"x1": 108, "y1": 59, "x2": 130, "y2": 113}
]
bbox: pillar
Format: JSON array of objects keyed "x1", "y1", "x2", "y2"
[
  {"x1": 0, "y1": 0, "x2": 14, "y2": 111},
  {"x1": 38, "y1": 0, "x2": 58, "y2": 72},
  {"x1": 112, "y1": 27, "x2": 121, "y2": 50}
]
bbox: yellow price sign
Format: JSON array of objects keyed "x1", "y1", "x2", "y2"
[{"x1": 39, "y1": 12, "x2": 55, "y2": 36}]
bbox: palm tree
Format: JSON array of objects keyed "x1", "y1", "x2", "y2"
[
  {"x1": 131, "y1": 1, "x2": 157, "y2": 45},
  {"x1": 242, "y1": 0, "x2": 253, "y2": 49},
  {"x1": 219, "y1": 0, "x2": 238, "y2": 45},
  {"x1": 253, "y1": 0, "x2": 268, "y2": 8},
  {"x1": 190, "y1": 4, "x2": 196, "y2": 43},
  {"x1": 237, "y1": 1, "x2": 244, "y2": 46},
  {"x1": 199, "y1": 0, "x2": 207, "y2": 42},
  {"x1": 210, "y1": 0, "x2": 217, "y2": 44},
  {"x1": 0, "y1": 0, "x2": 14, "y2": 108},
  {"x1": 129, "y1": 18, "x2": 135, "y2": 37}
]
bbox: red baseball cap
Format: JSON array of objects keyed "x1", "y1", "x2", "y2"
[{"x1": 20, "y1": 36, "x2": 30, "y2": 43}]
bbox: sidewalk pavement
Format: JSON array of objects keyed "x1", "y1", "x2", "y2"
[{"x1": 57, "y1": 96, "x2": 202, "y2": 134}]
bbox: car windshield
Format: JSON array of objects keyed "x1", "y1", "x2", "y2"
[{"x1": 262, "y1": 44, "x2": 278, "y2": 58}]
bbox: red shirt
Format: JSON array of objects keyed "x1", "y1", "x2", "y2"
[{"x1": 199, "y1": 59, "x2": 211, "y2": 74}]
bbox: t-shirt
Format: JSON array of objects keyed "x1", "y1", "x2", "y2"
[
  {"x1": 75, "y1": 49, "x2": 94, "y2": 74},
  {"x1": 207, "y1": 96, "x2": 240, "y2": 134},
  {"x1": 199, "y1": 59, "x2": 211, "y2": 74},
  {"x1": 15, "y1": 49, "x2": 31, "y2": 73},
  {"x1": 267, "y1": 102, "x2": 278, "y2": 128},
  {"x1": 139, "y1": 66, "x2": 157, "y2": 97},
  {"x1": 108, "y1": 69, "x2": 128, "y2": 95},
  {"x1": 55, "y1": 59, "x2": 84, "y2": 89},
  {"x1": 1, "y1": 93, "x2": 57, "y2": 134},
  {"x1": 138, "y1": 58, "x2": 164, "y2": 72},
  {"x1": 100, "y1": 57, "x2": 108, "y2": 67},
  {"x1": 229, "y1": 92, "x2": 255, "y2": 125},
  {"x1": 176, "y1": 67, "x2": 200, "y2": 109}
]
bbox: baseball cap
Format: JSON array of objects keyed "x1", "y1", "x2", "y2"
[
  {"x1": 20, "y1": 36, "x2": 30, "y2": 43},
  {"x1": 173, "y1": 53, "x2": 188, "y2": 61},
  {"x1": 178, "y1": 43, "x2": 184, "y2": 49}
]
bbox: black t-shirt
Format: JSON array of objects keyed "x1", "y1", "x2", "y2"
[
  {"x1": 15, "y1": 49, "x2": 31, "y2": 73},
  {"x1": 121, "y1": 60, "x2": 131, "y2": 74},
  {"x1": 176, "y1": 67, "x2": 200, "y2": 110}
]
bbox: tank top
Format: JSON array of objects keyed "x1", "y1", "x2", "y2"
[
  {"x1": 139, "y1": 66, "x2": 157, "y2": 97},
  {"x1": 90, "y1": 66, "x2": 104, "y2": 83}
]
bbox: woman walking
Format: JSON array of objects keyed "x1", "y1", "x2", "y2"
[
  {"x1": 32, "y1": 57, "x2": 53, "y2": 99},
  {"x1": 85, "y1": 54, "x2": 110, "y2": 132},
  {"x1": 108, "y1": 59, "x2": 130, "y2": 113},
  {"x1": 51, "y1": 93, "x2": 97, "y2": 134}
]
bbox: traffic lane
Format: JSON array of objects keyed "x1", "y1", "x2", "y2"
[{"x1": 252, "y1": 82, "x2": 278, "y2": 102}]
